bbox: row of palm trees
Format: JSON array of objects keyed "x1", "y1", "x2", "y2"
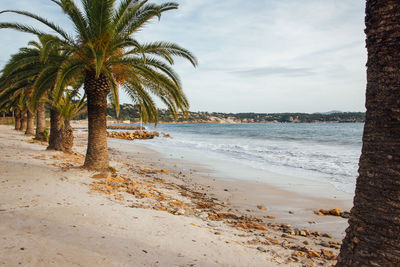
[{"x1": 0, "y1": 0, "x2": 197, "y2": 169}]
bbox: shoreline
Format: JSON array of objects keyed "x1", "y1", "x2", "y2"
[
  {"x1": 107, "y1": 138, "x2": 353, "y2": 239},
  {"x1": 0, "y1": 125, "x2": 351, "y2": 266}
]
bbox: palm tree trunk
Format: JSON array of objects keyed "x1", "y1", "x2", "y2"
[
  {"x1": 35, "y1": 102, "x2": 46, "y2": 139},
  {"x1": 83, "y1": 71, "x2": 110, "y2": 170},
  {"x1": 62, "y1": 120, "x2": 74, "y2": 153},
  {"x1": 25, "y1": 110, "x2": 35, "y2": 135},
  {"x1": 19, "y1": 110, "x2": 27, "y2": 132},
  {"x1": 14, "y1": 109, "x2": 21, "y2": 130},
  {"x1": 336, "y1": 1, "x2": 400, "y2": 265},
  {"x1": 47, "y1": 109, "x2": 63, "y2": 150}
]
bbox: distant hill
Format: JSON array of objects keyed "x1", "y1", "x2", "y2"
[
  {"x1": 315, "y1": 110, "x2": 343, "y2": 114},
  {"x1": 73, "y1": 103, "x2": 365, "y2": 123}
]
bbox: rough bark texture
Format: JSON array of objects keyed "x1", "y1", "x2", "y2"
[
  {"x1": 47, "y1": 109, "x2": 63, "y2": 151},
  {"x1": 19, "y1": 111, "x2": 27, "y2": 132},
  {"x1": 336, "y1": 1, "x2": 400, "y2": 266},
  {"x1": 14, "y1": 110, "x2": 21, "y2": 130},
  {"x1": 25, "y1": 110, "x2": 35, "y2": 135},
  {"x1": 47, "y1": 111, "x2": 74, "y2": 153},
  {"x1": 83, "y1": 71, "x2": 110, "y2": 170},
  {"x1": 62, "y1": 120, "x2": 74, "y2": 153},
  {"x1": 35, "y1": 102, "x2": 46, "y2": 139}
]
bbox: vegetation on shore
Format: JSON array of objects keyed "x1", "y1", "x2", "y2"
[{"x1": 106, "y1": 105, "x2": 365, "y2": 123}]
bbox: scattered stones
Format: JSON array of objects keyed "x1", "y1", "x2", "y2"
[
  {"x1": 87, "y1": 165, "x2": 340, "y2": 265},
  {"x1": 263, "y1": 215, "x2": 275, "y2": 219},
  {"x1": 315, "y1": 208, "x2": 350, "y2": 218},
  {"x1": 257, "y1": 246, "x2": 266, "y2": 252},
  {"x1": 312, "y1": 232, "x2": 321, "y2": 237},
  {"x1": 340, "y1": 211, "x2": 351, "y2": 218},
  {"x1": 207, "y1": 222, "x2": 219, "y2": 227},
  {"x1": 307, "y1": 250, "x2": 321, "y2": 258},
  {"x1": 198, "y1": 213, "x2": 208, "y2": 220},
  {"x1": 330, "y1": 208, "x2": 341, "y2": 216},
  {"x1": 257, "y1": 205, "x2": 267, "y2": 210},
  {"x1": 320, "y1": 249, "x2": 336, "y2": 260},
  {"x1": 322, "y1": 233, "x2": 333, "y2": 239},
  {"x1": 174, "y1": 208, "x2": 185, "y2": 215},
  {"x1": 292, "y1": 251, "x2": 306, "y2": 257},
  {"x1": 320, "y1": 242, "x2": 330, "y2": 248},
  {"x1": 265, "y1": 237, "x2": 279, "y2": 244},
  {"x1": 319, "y1": 209, "x2": 330, "y2": 215},
  {"x1": 92, "y1": 172, "x2": 110, "y2": 179}
]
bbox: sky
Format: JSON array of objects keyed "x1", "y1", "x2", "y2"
[{"x1": 0, "y1": 0, "x2": 366, "y2": 113}]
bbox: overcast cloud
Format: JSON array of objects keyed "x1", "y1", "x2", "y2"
[{"x1": 0, "y1": 0, "x2": 366, "y2": 113}]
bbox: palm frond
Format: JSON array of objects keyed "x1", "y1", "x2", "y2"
[{"x1": 0, "y1": 10, "x2": 73, "y2": 42}]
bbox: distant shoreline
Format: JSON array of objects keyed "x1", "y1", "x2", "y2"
[{"x1": 69, "y1": 120, "x2": 365, "y2": 127}]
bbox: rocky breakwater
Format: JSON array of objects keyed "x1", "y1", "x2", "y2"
[{"x1": 107, "y1": 130, "x2": 160, "y2": 140}]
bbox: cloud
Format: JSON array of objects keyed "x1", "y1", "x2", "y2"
[
  {"x1": 0, "y1": 0, "x2": 367, "y2": 113},
  {"x1": 230, "y1": 66, "x2": 315, "y2": 77}
]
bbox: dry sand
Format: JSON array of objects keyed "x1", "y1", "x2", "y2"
[{"x1": 0, "y1": 125, "x2": 352, "y2": 266}]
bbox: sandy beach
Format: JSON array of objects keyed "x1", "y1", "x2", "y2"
[{"x1": 0, "y1": 125, "x2": 353, "y2": 266}]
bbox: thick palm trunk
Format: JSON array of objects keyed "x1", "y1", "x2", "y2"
[
  {"x1": 47, "y1": 110, "x2": 74, "y2": 152},
  {"x1": 83, "y1": 71, "x2": 110, "y2": 170},
  {"x1": 47, "y1": 109, "x2": 71, "y2": 152},
  {"x1": 35, "y1": 102, "x2": 46, "y2": 139},
  {"x1": 14, "y1": 109, "x2": 21, "y2": 130},
  {"x1": 336, "y1": 1, "x2": 400, "y2": 266},
  {"x1": 25, "y1": 110, "x2": 35, "y2": 135},
  {"x1": 19, "y1": 111, "x2": 26, "y2": 131},
  {"x1": 62, "y1": 120, "x2": 74, "y2": 153}
]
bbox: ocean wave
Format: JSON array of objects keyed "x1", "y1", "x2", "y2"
[{"x1": 133, "y1": 123, "x2": 363, "y2": 193}]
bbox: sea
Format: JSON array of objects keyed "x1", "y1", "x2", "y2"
[{"x1": 117, "y1": 123, "x2": 363, "y2": 194}]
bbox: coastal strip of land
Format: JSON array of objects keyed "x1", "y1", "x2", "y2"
[{"x1": 0, "y1": 125, "x2": 352, "y2": 266}]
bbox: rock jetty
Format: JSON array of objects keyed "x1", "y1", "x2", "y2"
[{"x1": 107, "y1": 130, "x2": 159, "y2": 140}]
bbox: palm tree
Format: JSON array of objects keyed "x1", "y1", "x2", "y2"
[
  {"x1": 45, "y1": 89, "x2": 86, "y2": 152},
  {"x1": 336, "y1": 1, "x2": 400, "y2": 265},
  {"x1": 28, "y1": 37, "x2": 83, "y2": 148},
  {"x1": 0, "y1": 0, "x2": 197, "y2": 170}
]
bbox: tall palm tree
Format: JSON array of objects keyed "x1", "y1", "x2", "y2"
[
  {"x1": 336, "y1": 1, "x2": 400, "y2": 265},
  {"x1": 45, "y1": 89, "x2": 87, "y2": 152},
  {"x1": 0, "y1": 0, "x2": 197, "y2": 170}
]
